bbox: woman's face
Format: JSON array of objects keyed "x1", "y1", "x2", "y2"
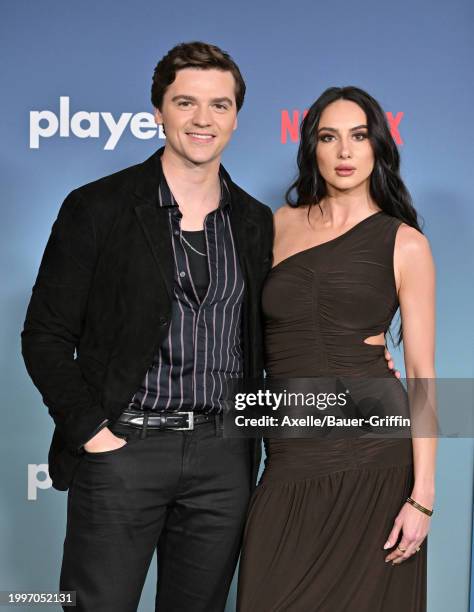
[{"x1": 316, "y1": 99, "x2": 374, "y2": 195}]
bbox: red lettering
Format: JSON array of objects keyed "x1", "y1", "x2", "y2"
[
  {"x1": 281, "y1": 109, "x2": 404, "y2": 146},
  {"x1": 386, "y1": 111, "x2": 404, "y2": 145},
  {"x1": 281, "y1": 109, "x2": 309, "y2": 143},
  {"x1": 281, "y1": 110, "x2": 300, "y2": 144}
]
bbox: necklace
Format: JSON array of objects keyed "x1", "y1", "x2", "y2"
[{"x1": 181, "y1": 233, "x2": 207, "y2": 257}]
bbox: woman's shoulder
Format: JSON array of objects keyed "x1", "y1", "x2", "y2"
[
  {"x1": 394, "y1": 223, "x2": 433, "y2": 271},
  {"x1": 395, "y1": 222, "x2": 430, "y2": 250},
  {"x1": 273, "y1": 204, "x2": 293, "y2": 218},
  {"x1": 273, "y1": 203, "x2": 304, "y2": 225},
  {"x1": 272, "y1": 205, "x2": 304, "y2": 240},
  {"x1": 377, "y1": 213, "x2": 430, "y2": 251}
]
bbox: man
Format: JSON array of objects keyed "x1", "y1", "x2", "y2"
[{"x1": 22, "y1": 42, "x2": 272, "y2": 612}]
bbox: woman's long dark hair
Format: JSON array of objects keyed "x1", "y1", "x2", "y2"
[
  {"x1": 285, "y1": 86, "x2": 421, "y2": 345},
  {"x1": 286, "y1": 86, "x2": 422, "y2": 232}
]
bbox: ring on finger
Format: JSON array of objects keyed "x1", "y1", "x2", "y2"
[{"x1": 397, "y1": 545, "x2": 407, "y2": 553}]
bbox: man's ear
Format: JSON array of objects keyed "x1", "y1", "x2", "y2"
[{"x1": 154, "y1": 108, "x2": 163, "y2": 125}]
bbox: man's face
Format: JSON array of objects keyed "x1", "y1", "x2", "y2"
[{"x1": 155, "y1": 68, "x2": 238, "y2": 166}]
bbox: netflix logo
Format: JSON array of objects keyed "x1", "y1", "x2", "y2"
[{"x1": 281, "y1": 110, "x2": 404, "y2": 145}]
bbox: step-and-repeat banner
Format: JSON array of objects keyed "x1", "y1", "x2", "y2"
[{"x1": 2, "y1": 0, "x2": 473, "y2": 610}]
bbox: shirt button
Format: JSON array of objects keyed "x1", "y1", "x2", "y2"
[
  {"x1": 179, "y1": 271, "x2": 186, "y2": 278},
  {"x1": 174, "y1": 230, "x2": 179, "y2": 236},
  {"x1": 158, "y1": 316, "x2": 168, "y2": 326}
]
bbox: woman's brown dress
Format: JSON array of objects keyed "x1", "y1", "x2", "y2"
[{"x1": 237, "y1": 212, "x2": 426, "y2": 612}]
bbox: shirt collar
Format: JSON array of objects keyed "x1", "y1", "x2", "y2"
[{"x1": 157, "y1": 157, "x2": 231, "y2": 210}]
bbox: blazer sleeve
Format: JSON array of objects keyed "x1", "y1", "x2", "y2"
[{"x1": 21, "y1": 189, "x2": 108, "y2": 450}]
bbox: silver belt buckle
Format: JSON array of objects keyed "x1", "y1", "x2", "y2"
[
  {"x1": 128, "y1": 415, "x2": 147, "y2": 427},
  {"x1": 172, "y1": 411, "x2": 194, "y2": 430}
]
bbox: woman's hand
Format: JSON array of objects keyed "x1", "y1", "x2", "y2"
[
  {"x1": 384, "y1": 347, "x2": 401, "y2": 379},
  {"x1": 383, "y1": 501, "x2": 432, "y2": 564}
]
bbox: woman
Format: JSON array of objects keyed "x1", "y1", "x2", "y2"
[{"x1": 237, "y1": 87, "x2": 436, "y2": 611}]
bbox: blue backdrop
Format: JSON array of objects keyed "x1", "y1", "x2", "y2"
[{"x1": 2, "y1": 0, "x2": 473, "y2": 610}]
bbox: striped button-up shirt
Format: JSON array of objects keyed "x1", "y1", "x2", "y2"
[{"x1": 129, "y1": 170, "x2": 245, "y2": 413}]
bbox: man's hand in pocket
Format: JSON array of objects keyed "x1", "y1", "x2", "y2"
[{"x1": 84, "y1": 427, "x2": 127, "y2": 453}]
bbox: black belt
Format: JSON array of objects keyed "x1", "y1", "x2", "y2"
[{"x1": 116, "y1": 409, "x2": 217, "y2": 432}]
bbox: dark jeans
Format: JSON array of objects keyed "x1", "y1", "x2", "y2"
[{"x1": 60, "y1": 420, "x2": 253, "y2": 612}]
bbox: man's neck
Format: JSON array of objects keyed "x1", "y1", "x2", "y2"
[
  {"x1": 161, "y1": 146, "x2": 222, "y2": 230},
  {"x1": 161, "y1": 147, "x2": 221, "y2": 206}
]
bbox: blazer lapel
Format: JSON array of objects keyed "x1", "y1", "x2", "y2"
[
  {"x1": 224, "y1": 170, "x2": 260, "y2": 277},
  {"x1": 134, "y1": 204, "x2": 173, "y2": 301},
  {"x1": 132, "y1": 148, "x2": 173, "y2": 301}
]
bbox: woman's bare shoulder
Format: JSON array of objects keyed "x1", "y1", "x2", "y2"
[
  {"x1": 273, "y1": 204, "x2": 293, "y2": 217},
  {"x1": 273, "y1": 204, "x2": 300, "y2": 229},
  {"x1": 395, "y1": 223, "x2": 431, "y2": 256},
  {"x1": 394, "y1": 223, "x2": 434, "y2": 287}
]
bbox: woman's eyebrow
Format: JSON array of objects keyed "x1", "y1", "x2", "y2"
[{"x1": 318, "y1": 124, "x2": 368, "y2": 133}]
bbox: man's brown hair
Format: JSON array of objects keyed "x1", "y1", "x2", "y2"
[{"x1": 151, "y1": 41, "x2": 246, "y2": 111}]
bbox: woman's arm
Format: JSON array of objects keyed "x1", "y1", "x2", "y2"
[{"x1": 384, "y1": 223, "x2": 437, "y2": 564}]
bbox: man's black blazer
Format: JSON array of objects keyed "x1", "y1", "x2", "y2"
[{"x1": 21, "y1": 148, "x2": 274, "y2": 491}]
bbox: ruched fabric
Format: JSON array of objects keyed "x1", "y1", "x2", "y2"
[{"x1": 237, "y1": 212, "x2": 426, "y2": 611}]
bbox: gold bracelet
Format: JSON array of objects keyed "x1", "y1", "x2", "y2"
[{"x1": 406, "y1": 497, "x2": 433, "y2": 517}]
